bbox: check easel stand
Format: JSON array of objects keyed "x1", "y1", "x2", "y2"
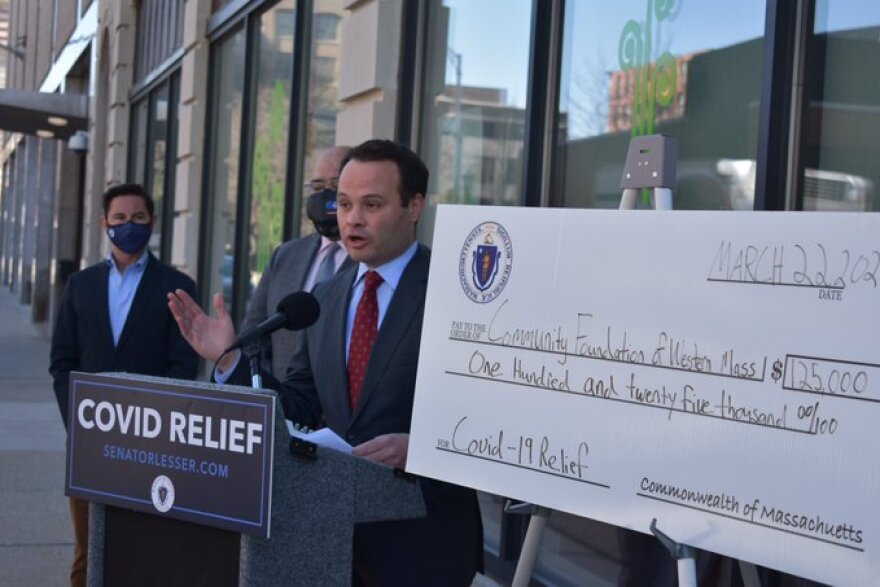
[
  {"x1": 506, "y1": 135, "x2": 680, "y2": 587},
  {"x1": 507, "y1": 136, "x2": 768, "y2": 587},
  {"x1": 81, "y1": 374, "x2": 426, "y2": 586},
  {"x1": 505, "y1": 135, "x2": 760, "y2": 587}
]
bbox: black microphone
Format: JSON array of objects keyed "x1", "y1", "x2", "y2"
[{"x1": 225, "y1": 291, "x2": 320, "y2": 353}]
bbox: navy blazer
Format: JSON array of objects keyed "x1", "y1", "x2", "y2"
[
  {"x1": 279, "y1": 244, "x2": 429, "y2": 444},
  {"x1": 49, "y1": 253, "x2": 199, "y2": 428}
]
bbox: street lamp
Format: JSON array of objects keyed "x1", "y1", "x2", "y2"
[{"x1": 447, "y1": 48, "x2": 463, "y2": 199}]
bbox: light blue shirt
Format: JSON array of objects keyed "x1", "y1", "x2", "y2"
[
  {"x1": 345, "y1": 241, "x2": 419, "y2": 362},
  {"x1": 106, "y1": 251, "x2": 149, "y2": 346}
]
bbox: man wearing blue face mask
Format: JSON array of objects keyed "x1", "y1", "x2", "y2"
[
  {"x1": 240, "y1": 146, "x2": 352, "y2": 379},
  {"x1": 49, "y1": 183, "x2": 198, "y2": 587}
]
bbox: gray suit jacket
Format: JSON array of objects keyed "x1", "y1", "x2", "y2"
[{"x1": 240, "y1": 233, "x2": 321, "y2": 379}]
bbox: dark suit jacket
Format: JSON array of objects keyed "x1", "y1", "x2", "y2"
[
  {"x1": 233, "y1": 244, "x2": 481, "y2": 583},
  {"x1": 49, "y1": 253, "x2": 199, "y2": 429},
  {"x1": 280, "y1": 244, "x2": 430, "y2": 448}
]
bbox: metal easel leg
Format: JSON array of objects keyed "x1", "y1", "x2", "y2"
[
  {"x1": 677, "y1": 556, "x2": 698, "y2": 587},
  {"x1": 619, "y1": 188, "x2": 640, "y2": 210},
  {"x1": 738, "y1": 560, "x2": 762, "y2": 587},
  {"x1": 505, "y1": 502, "x2": 552, "y2": 587},
  {"x1": 654, "y1": 187, "x2": 673, "y2": 210},
  {"x1": 650, "y1": 518, "x2": 698, "y2": 587},
  {"x1": 619, "y1": 187, "x2": 674, "y2": 211}
]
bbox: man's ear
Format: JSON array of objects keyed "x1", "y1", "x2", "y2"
[
  {"x1": 409, "y1": 193, "x2": 426, "y2": 223},
  {"x1": 100, "y1": 213, "x2": 108, "y2": 231}
]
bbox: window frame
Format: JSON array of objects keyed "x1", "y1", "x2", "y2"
[
  {"x1": 199, "y1": 0, "x2": 312, "y2": 325},
  {"x1": 407, "y1": 0, "x2": 807, "y2": 215},
  {"x1": 401, "y1": 0, "x2": 818, "y2": 581},
  {"x1": 127, "y1": 70, "x2": 180, "y2": 264}
]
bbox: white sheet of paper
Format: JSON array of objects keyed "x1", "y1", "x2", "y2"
[{"x1": 286, "y1": 421, "x2": 353, "y2": 454}]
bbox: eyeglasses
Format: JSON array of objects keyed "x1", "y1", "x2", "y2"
[{"x1": 304, "y1": 177, "x2": 339, "y2": 193}]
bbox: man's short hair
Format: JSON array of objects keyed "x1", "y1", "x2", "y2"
[
  {"x1": 340, "y1": 139, "x2": 429, "y2": 206},
  {"x1": 102, "y1": 183, "x2": 155, "y2": 218}
]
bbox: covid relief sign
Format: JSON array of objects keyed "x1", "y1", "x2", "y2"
[{"x1": 66, "y1": 372, "x2": 275, "y2": 538}]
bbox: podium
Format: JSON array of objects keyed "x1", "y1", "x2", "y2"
[{"x1": 68, "y1": 373, "x2": 426, "y2": 586}]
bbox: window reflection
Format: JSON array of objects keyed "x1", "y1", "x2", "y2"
[
  {"x1": 298, "y1": 0, "x2": 348, "y2": 237},
  {"x1": 419, "y1": 0, "x2": 532, "y2": 212},
  {"x1": 247, "y1": 1, "x2": 296, "y2": 309},
  {"x1": 205, "y1": 28, "x2": 246, "y2": 313},
  {"x1": 130, "y1": 100, "x2": 148, "y2": 187},
  {"x1": 556, "y1": 0, "x2": 766, "y2": 210},
  {"x1": 315, "y1": 13, "x2": 340, "y2": 40},
  {"x1": 147, "y1": 82, "x2": 170, "y2": 258},
  {"x1": 417, "y1": 0, "x2": 534, "y2": 567},
  {"x1": 798, "y1": 0, "x2": 880, "y2": 211},
  {"x1": 549, "y1": 0, "x2": 768, "y2": 581},
  {"x1": 128, "y1": 76, "x2": 178, "y2": 262}
]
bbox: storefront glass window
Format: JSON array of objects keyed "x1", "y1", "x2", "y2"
[
  {"x1": 128, "y1": 75, "x2": 178, "y2": 262},
  {"x1": 298, "y1": 0, "x2": 348, "y2": 237},
  {"x1": 247, "y1": 1, "x2": 296, "y2": 307},
  {"x1": 205, "y1": 27, "x2": 246, "y2": 311},
  {"x1": 419, "y1": 0, "x2": 533, "y2": 211},
  {"x1": 134, "y1": 0, "x2": 184, "y2": 84},
  {"x1": 798, "y1": 0, "x2": 880, "y2": 211},
  {"x1": 147, "y1": 80, "x2": 171, "y2": 258},
  {"x1": 556, "y1": 0, "x2": 766, "y2": 210},
  {"x1": 130, "y1": 100, "x2": 148, "y2": 187},
  {"x1": 541, "y1": 0, "x2": 767, "y2": 582}
]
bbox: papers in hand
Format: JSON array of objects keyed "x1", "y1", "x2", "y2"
[{"x1": 286, "y1": 420, "x2": 353, "y2": 454}]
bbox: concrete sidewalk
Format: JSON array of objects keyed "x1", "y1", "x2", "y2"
[{"x1": 0, "y1": 288, "x2": 70, "y2": 586}]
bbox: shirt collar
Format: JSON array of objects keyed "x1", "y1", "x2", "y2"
[
  {"x1": 105, "y1": 249, "x2": 149, "y2": 273},
  {"x1": 319, "y1": 235, "x2": 346, "y2": 254},
  {"x1": 353, "y1": 241, "x2": 418, "y2": 292}
]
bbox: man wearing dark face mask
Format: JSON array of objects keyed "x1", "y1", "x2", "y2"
[
  {"x1": 49, "y1": 183, "x2": 198, "y2": 587},
  {"x1": 240, "y1": 146, "x2": 352, "y2": 379}
]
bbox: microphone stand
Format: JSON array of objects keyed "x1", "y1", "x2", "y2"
[{"x1": 242, "y1": 338, "x2": 264, "y2": 390}]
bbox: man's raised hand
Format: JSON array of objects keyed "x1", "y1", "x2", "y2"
[{"x1": 167, "y1": 290, "x2": 236, "y2": 364}]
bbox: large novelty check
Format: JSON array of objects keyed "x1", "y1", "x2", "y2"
[{"x1": 409, "y1": 206, "x2": 880, "y2": 585}]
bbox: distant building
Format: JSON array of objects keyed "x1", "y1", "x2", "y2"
[
  {"x1": 431, "y1": 85, "x2": 525, "y2": 206},
  {"x1": 0, "y1": 0, "x2": 10, "y2": 89},
  {"x1": 607, "y1": 52, "x2": 697, "y2": 133}
]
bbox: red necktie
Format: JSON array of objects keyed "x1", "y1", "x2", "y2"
[{"x1": 348, "y1": 271, "x2": 383, "y2": 409}]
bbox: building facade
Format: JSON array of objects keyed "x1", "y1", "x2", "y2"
[{"x1": 0, "y1": 0, "x2": 878, "y2": 584}]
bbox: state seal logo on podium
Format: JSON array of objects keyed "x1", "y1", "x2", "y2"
[{"x1": 151, "y1": 475, "x2": 176, "y2": 513}]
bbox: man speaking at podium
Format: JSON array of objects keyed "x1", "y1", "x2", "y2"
[{"x1": 169, "y1": 140, "x2": 482, "y2": 585}]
